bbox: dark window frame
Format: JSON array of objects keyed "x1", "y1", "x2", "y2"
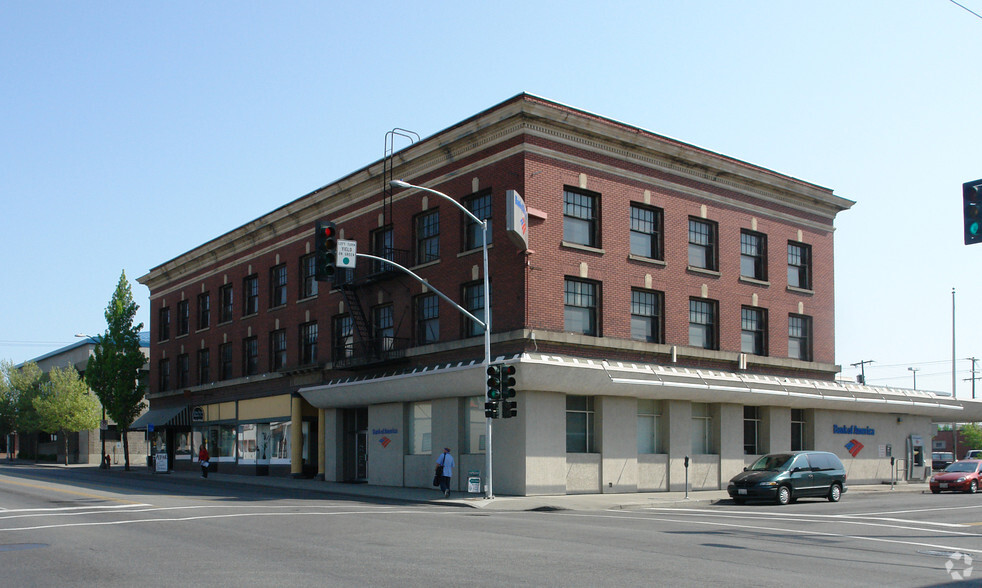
[
  {"x1": 788, "y1": 241, "x2": 812, "y2": 290},
  {"x1": 219, "y1": 342, "x2": 233, "y2": 380},
  {"x1": 415, "y1": 293, "x2": 439, "y2": 345},
  {"x1": 333, "y1": 314, "x2": 353, "y2": 362},
  {"x1": 689, "y1": 297, "x2": 719, "y2": 350},
  {"x1": 197, "y1": 292, "x2": 211, "y2": 330},
  {"x1": 243, "y1": 275, "x2": 259, "y2": 316},
  {"x1": 688, "y1": 217, "x2": 718, "y2": 271},
  {"x1": 270, "y1": 264, "x2": 288, "y2": 308},
  {"x1": 463, "y1": 281, "x2": 488, "y2": 338},
  {"x1": 270, "y1": 329, "x2": 287, "y2": 371},
  {"x1": 243, "y1": 336, "x2": 258, "y2": 376},
  {"x1": 741, "y1": 306, "x2": 768, "y2": 356},
  {"x1": 197, "y1": 348, "x2": 210, "y2": 385},
  {"x1": 631, "y1": 288, "x2": 664, "y2": 343},
  {"x1": 563, "y1": 188, "x2": 600, "y2": 248},
  {"x1": 177, "y1": 300, "x2": 190, "y2": 337},
  {"x1": 177, "y1": 353, "x2": 189, "y2": 388},
  {"x1": 788, "y1": 314, "x2": 813, "y2": 361},
  {"x1": 630, "y1": 203, "x2": 664, "y2": 260},
  {"x1": 740, "y1": 230, "x2": 767, "y2": 281},
  {"x1": 300, "y1": 321, "x2": 318, "y2": 365},
  {"x1": 158, "y1": 358, "x2": 170, "y2": 392},
  {"x1": 158, "y1": 307, "x2": 171, "y2": 342},
  {"x1": 300, "y1": 253, "x2": 318, "y2": 299},
  {"x1": 564, "y1": 278, "x2": 600, "y2": 337},
  {"x1": 464, "y1": 190, "x2": 492, "y2": 251},
  {"x1": 219, "y1": 285, "x2": 234, "y2": 324}
]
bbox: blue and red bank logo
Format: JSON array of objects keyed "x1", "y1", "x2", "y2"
[{"x1": 845, "y1": 438, "x2": 865, "y2": 457}]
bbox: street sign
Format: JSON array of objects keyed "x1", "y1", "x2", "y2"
[{"x1": 337, "y1": 239, "x2": 357, "y2": 268}]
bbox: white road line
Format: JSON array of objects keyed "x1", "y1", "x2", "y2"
[
  {"x1": 0, "y1": 504, "x2": 150, "y2": 514},
  {"x1": 567, "y1": 511, "x2": 982, "y2": 556},
  {"x1": 644, "y1": 507, "x2": 971, "y2": 528}
]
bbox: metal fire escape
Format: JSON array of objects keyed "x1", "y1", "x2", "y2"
[{"x1": 333, "y1": 129, "x2": 419, "y2": 370}]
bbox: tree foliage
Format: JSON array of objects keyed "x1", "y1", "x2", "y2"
[
  {"x1": 84, "y1": 271, "x2": 146, "y2": 470},
  {"x1": 959, "y1": 423, "x2": 982, "y2": 454},
  {"x1": 33, "y1": 365, "x2": 101, "y2": 465}
]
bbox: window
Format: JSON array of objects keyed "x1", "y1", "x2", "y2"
[
  {"x1": 300, "y1": 321, "x2": 318, "y2": 365},
  {"x1": 463, "y1": 282, "x2": 488, "y2": 338},
  {"x1": 563, "y1": 188, "x2": 599, "y2": 247},
  {"x1": 414, "y1": 210, "x2": 439, "y2": 265},
  {"x1": 787, "y1": 241, "x2": 812, "y2": 290},
  {"x1": 373, "y1": 305, "x2": 394, "y2": 352},
  {"x1": 243, "y1": 275, "x2": 259, "y2": 316},
  {"x1": 177, "y1": 353, "x2": 189, "y2": 388},
  {"x1": 689, "y1": 298, "x2": 718, "y2": 350},
  {"x1": 740, "y1": 230, "x2": 767, "y2": 281},
  {"x1": 270, "y1": 264, "x2": 288, "y2": 308},
  {"x1": 466, "y1": 397, "x2": 486, "y2": 453},
  {"x1": 791, "y1": 409, "x2": 806, "y2": 451},
  {"x1": 691, "y1": 403, "x2": 712, "y2": 454},
  {"x1": 566, "y1": 395, "x2": 595, "y2": 453},
  {"x1": 372, "y1": 226, "x2": 394, "y2": 273},
  {"x1": 741, "y1": 306, "x2": 768, "y2": 356},
  {"x1": 158, "y1": 359, "x2": 170, "y2": 392},
  {"x1": 270, "y1": 329, "x2": 287, "y2": 371},
  {"x1": 197, "y1": 292, "x2": 210, "y2": 330},
  {"x1": 789, "y1": 314, "x2": 812, "y2": 361},
  {"x1": 565, "y1": 278, "x2": 599, "y2": 336},
  {"x1": 630, "y1": 204, "x2": 663, "y2": 259},
  {"x1": 415, "y1": 293, "x2": 439, "y2": 345},
  {"x1": 300, "y1": 254, "x2": 318, "y2": 299},
  {"x1": 197, "y1": 348, "x2": 210, "y2": 384},
  {"x1": 177, "y1": 300, "x2": 190, "y2": 336},
  {"x1": 243, "y1": 336, "x2": 258, "y2": 376},
  {"x1": 158, "y1": 307, "x2": 171, "y2": 342},
  {"x1": 744, "y1": 406, "x2": 761, "y2": 455},
  {"x1": 631, "y1": 289, "x2": 663, "y2": 343},
  {"x1": 408, "y1": 401, "x2": 432, "y2": 455},
  {"x1": 333, "y1": 315, "x2": 353, "y2": 361},
  {"x1": 464, "y1": 191, "x2": 492, "y2": 250},
  {"x1": 219, "y1": 342, "x2": 232, "y2": 380},
  {"x1": 637, "y1": 399, "x2": 663, "y2": 454},
  {"x1": 688, "y1": 218, "x2": 718, "y2": 270},
  {"x1": 219, "y1": 285, "x2": 233, "y2": 324}
]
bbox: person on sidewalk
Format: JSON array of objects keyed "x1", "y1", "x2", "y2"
[
  {"x1": 436, "y1": 447, "x2": 454, "y2": 498},
  {"x1": 198, "y1": 443, "x2": 210, "y2": 478}
]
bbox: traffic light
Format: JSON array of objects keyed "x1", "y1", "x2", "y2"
[
  {"x1": 486, "y1": 364, "x2": 502, "y2": 402},
  {"x1": 484, "y1": 401, "x2": 499, "y2": 419},
  {"x1": 314, "y1": 220, "x2": 338, "y2": 281},
  {"x1": 500, "y1": 365, "x2": 517, "y2": 418},
  {"x1": 965, "y1": 180, "x2": 982, "y2": 245}
]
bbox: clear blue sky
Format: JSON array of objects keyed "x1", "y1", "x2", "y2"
[{"x1": 3, "y1": 2, "x2": 980, "y2": 397}]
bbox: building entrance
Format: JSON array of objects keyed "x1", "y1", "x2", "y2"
[{"x1": 343, "y1": 408, "x2": 368, "y2": 482}]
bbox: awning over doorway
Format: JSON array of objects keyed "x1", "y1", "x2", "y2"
[{"x1": 129, "y1": 405, "x2": 191, "y2": 431}]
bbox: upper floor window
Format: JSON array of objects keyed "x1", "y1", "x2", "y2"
[
  {"x1": 416, "y1": 293, "x2": 439, "y2": 345},
  {"x1": 197, "y1": 292, "x2": 210, "y2": 330},
  {"x1": 177, "y1": 300, "x2": 190, "y2": 337},
  {"x1": 788, "y1": 314, "x2": 813, "y2": 361},
  {"x1": 243, "y1": 275, "x2": 259, "y2": 316},
  {"x1": 631, "y1": 289, "x2": 663, "y2": 343},
  {"x1": 740, "y1": 230, "x2": 767, "y2": 281},
  {"x1": 300, "y1": 253, "x2": 318, "y2": 299},
  {"x1": 333, "y1": 315, "x2": 353, "y2": 362},
  {"x1": 463, "y1": 282, "x2": 489, "y2": 338},
  {"x1": 689, "y1": 298, "x2": 718, "y2": 350},
  {"x1": 415, "y1": 210, "x2": 440, "y2": 265},
  {"x1": 787, "y1": 241, "x2": 812, "y2": 290},
  {"x1": 219, "y1": 342, "x2": 233, "y2": 380},
  {"x1": 564, "y1": 278, "x2": 599, "y2": 336},
  {"x1": 158, "y1": 307, "x2": 171, "y2": 342},
  {"x1": 564, "y1": 188, "x2": 599, "y2": 248},
  {"x1": 300, "y1": 321, "x2": 318, "y2": 365},
  {"x1": 197, "y1": 348, "x2": 210, "y2": 385},
  {"x1": 158, "y1": 359, "x2": 170, "y2": 392},
  {"x1": 243, "y1": 336, "x2": 258, "y2": 376},
  {"x1": 372, "y1": 226, "x2": 394, "y2": 273},
  {"x1": 464, "y1": 191, "x2": 492, "y2": 250},
  {"x1": 688, "y1": 218, "x2": 718, "y2": 271},
  {"x1": 741, "y1": 306, "x2": 768, "y2": 356},
  {"x1": 270, "y1": 329, "x2": 287, "y2": 371},
  {"x1": 177, "y1": 353, "x2": 189, "y2": 388},
  {"x1": 373, "y1": 305, "x2": 394, "y2": 352},
  {"x1": 219, "y1": 285, "x2": 233, "y2": 324},
  {"x1": 630, "y1": 204, "x2": 663, "y2": 260},
  {"x1": 270, "y1": 264, "x2": 288, "y2": 308}
]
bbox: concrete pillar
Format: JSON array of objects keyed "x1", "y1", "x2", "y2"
[
  {"x1": 599, "y1": 396, "x2": 638, "y2": 493},
  {"x1": 315, "y1": 408, "x2": 326, "y2": 480},
  {"x1": 290, "y1": 393, "x2": 303, "y2": 477},
  {"x1": 718, "y1": 403, "x2": 744, "y2": 486},
  {"x1": 666, "y1": 400, "x2": 691, "y2": 491}
]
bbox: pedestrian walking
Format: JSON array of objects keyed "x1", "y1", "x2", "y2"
[
  {"x1": 436, "y1": 447, "x2": 454, "y2": 497},
  {"x1": 198, "y1": 443, "x2": 210, "y2": 478}
]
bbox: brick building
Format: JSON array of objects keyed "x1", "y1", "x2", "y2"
[{"x1": 138, "y1": 94, "x2": 977, "y2": 496}]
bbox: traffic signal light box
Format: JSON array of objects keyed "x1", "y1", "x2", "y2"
[
  {"x1": 964, "y1": 179, "x2": 982, "y2": 245},
  {"x1": 486, "y1": 364, "x2": 518, "y2": 419},
  {"x1": 314, "y1": 220, "x2": 337, "y2": 281}
]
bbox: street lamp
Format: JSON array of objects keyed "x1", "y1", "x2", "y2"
[
  {"x1": 908, "y1": 367, "x2": 919, "y2": 390},
  {"x1": 76, "y1": 333, "x2": 108, "y2": 468},
  {"x1": 389, "y1": 179, "x2": 494, "y2": 499}
]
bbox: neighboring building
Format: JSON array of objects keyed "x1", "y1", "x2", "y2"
[
  {"x1": 17, "y1": 334, "x2": 150, "y2": 464},
  {"x1": 138, "y1": 94, "x2": 982, "y2": 495}
]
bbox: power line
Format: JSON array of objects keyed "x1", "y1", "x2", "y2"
[{"x1": 949, "y1": 0, "x2": 982, "y2": 20}]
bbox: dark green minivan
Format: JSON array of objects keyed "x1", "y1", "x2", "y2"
[{"x1": 727, "y1": 451, "x2": 847, "y2": 505}]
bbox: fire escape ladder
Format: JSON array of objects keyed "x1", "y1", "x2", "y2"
[{"x1": 339, "y1": 283, "x2": 375, "y2": 359}]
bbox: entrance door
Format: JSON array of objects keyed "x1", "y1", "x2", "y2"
[
  {"x1": 355, "y1": 430, "x2": 368, "y2": 481},
  {"x1": 343, "y1": 408, "x2": 369, "y2": 482}
]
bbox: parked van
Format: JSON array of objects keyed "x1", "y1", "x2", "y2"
[
  {"x1": 727, "y1": 451, "x2": 847, "y2": 505},
  {"x1": 965, "y1": 450, "x2": 982, "y2": 460}
]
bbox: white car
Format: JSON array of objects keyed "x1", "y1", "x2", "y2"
[{"x1": 965, "y1": 450, "x2": 982, "y2": 460}]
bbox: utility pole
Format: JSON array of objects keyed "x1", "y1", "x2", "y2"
[
  {"x1": 965, "y1": 357, "x2": 979, "y2": 400},
  {"x1": 851, "y1": 359, "x2": 875, "y2": 384},
  {"x1": 908, "y1": 367, "x2": 919, "y2": 390}
]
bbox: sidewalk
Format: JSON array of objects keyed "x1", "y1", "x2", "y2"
[{"x1": 22, "y1": 460, "x2": 926, "y2": 512}]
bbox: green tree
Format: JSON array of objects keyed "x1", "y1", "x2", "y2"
[
  {"x1": 85, "y1": 271, "x2": 147, "y2": 471},
  {"x1": 8, "y1": 361, "x2": 44, "y2": 460},
  {"x1": 960, "y1": 423, "x2": 982, "y2": 454},
  {"x1": 0, "y1": 360, "x2": 19, "y2": 459},
  {"x1": 33, "y1": 365, "x2": 101, "y2": 465}
]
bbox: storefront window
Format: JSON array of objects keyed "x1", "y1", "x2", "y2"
[
  {"x1": 175, "y1": 431, "x2": 191, "y2": 461},
  {"x1": 238, "y1": 424, "x2": 257, "y2": 462},
  {"x1": 270, "y1": 421, "x2": 291, "y2": 464},
  {"x1": 408, "y1": 401, "x2": 431, "y2": 455},
  {"x1": 637, "y1": 399, "x2": 663, "y2": 454},
  {"x1": 467, "y1": 397, "x2": 486, "y2": 453},
  {"x1": 691, "y1": 403, "x2": 713, "y2": 454}
]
